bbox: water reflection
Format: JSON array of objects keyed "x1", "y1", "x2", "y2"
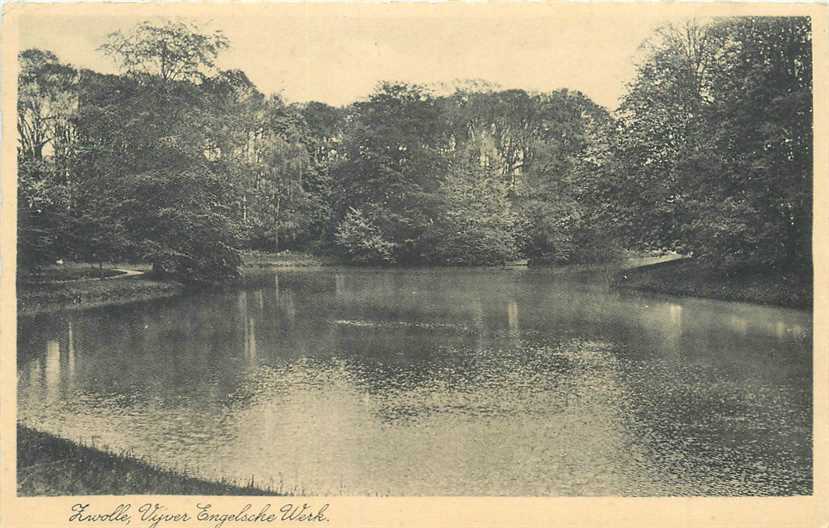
[
  {"x1": 507, "y1": 301, "x2": 519, "y2": 333},
  {"x1": 17, "y1": 268, "x2": 812, "y2": 495},
  {"x1": 730, "y1": 315, "x2": 749, "y2": 336},
  {"x1": 45, "y1": 340, "x2": 59, "y2": 390},
  {"x1": 668, "y1": 303, "x2": 682, "y2": 327},
  {"x1": 67, "y1": 321, "x2": 76, "y2": 380}
]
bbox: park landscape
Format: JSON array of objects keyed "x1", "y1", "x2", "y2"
[{"x1": 15, "y1": 13, "x2": 813, "y2": 496}]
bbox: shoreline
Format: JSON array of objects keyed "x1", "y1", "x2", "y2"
[
  {"x1": 17, "y1": 275, "x2": 185, "y2": 317},
  {"x1": 16, "y1": 252, "x2": 335, "y2": 316},
  {"x1": 612, "y1": 258, "x2": 811, "y2": 310},
  {"x1": 17, "y1": 253, "x2": 812, "y2": 316},
  {"x1": 15, "y1": 255, "x2": 810, "y2": 495},
  {"x1": 17, "y1": 425, "x2": 285, "y2": 496}
]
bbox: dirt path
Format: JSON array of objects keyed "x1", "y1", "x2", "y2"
[{"x1": 109, "y1": 268, "x2": 146, "y2": 278}]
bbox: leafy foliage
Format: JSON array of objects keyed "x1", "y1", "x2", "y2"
[
  {"x1": 612, "y1": 17, "x2": 812, "y2": 269},
  {"x1": 334, "y1": 207, "x2": 397, "y2": 264},
  {"x1": 332, "y1": 82, "x2": 446, "y2": 263},
  {"x1": 427, "y1": 168, "x2": 518, "y2": 265},
  {"x1": 17, "y1": 17, "x2": 812, "y2": 277},
  {"x1": 99, "y1": 20, "x2": 229, "y2": 83}
]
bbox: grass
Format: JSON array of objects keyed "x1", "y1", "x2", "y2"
[
  {"x1": 614, "y1": 258, "x2": 812, "y2": 309},
  {"x1": 242, "y1": 249, "x2": 342, "y2": 268},
  {"x1": 15, "y1": 252, "x2": 338, "y2": 315},
  {"x1": 19, "y1": 266, "x2": 127, "y2": 283},
  {"x1": 17, "y1": 260, "x2": 180, "y2": 315},
  {"x1": 17, "y1": 425, "x2": 285, "y2": 496},
  {"x1": 17, "y1": 275, "x2": 184, "y2": 316}
]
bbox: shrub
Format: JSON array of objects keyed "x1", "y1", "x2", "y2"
[{"x1": 334, "y1": 207, "x2": 397, "y2": 264}]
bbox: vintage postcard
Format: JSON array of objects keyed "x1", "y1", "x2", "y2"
[{"x1": 1, "y1": 2, "x2": 826, "y2": 527}]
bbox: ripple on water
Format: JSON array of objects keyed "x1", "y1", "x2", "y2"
[{"x1": 16, "y1": 269, "x2": 812, "y2": 495}]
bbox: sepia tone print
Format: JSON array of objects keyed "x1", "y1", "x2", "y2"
[{"x1": 10, "y1": 6, "x2": 814, "y2": 502}]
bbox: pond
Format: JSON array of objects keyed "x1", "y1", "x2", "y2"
[{"x1": 17, "y1": 263, "x2": 812, "y2": 495}]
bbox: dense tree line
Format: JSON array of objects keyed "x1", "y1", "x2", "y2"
[
  {"x1": 612, "y1": 17, "x2": 812, "y2": 270},
  {"x1": 17, "y1": 17, "x2": 812, "y2": 281}
]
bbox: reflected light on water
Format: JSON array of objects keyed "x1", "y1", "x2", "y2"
[
  {"x1": 507, "y1": 301, "x2": 520, "y2": 333},
  {"x1": 45, "y1": 339, "x2": 60, "y2": 402},
  {"x1": 17, "y1": 268, "x2": 812, "y2": 496}
]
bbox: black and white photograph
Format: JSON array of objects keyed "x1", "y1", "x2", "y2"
[{"x1": 2, "y1": 2, "x2": 824, "y2": 525}]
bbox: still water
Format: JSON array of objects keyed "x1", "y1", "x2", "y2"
[{"x1": 17, "y1": 264, "x2": 812, "y2": 495}]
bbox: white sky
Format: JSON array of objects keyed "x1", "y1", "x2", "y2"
[{"x1": 18, "y1": 7, "x2": 678, "y2": 110}]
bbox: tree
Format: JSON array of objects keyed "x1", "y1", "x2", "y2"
[
  {"x1": 88, "y1": 21, "x2": 242, "y2": 281},
  {"x1": 120, "y1": 165, "x2": 242, "y2": 282},
  {"x1": 613, "y1": 17, "x2": 812, "y2": 268},
  {"x1": 17, "y1": 158, "x2": 67, "y2": 269},
  {"x1": 251, "y1": 115, "x2": 314, "y2": 251},
  {"x1": 17, "y1": 49, "x2": 78, "y2": 162},
  {"x1": 613, "y1": 20, "x2": 716, "y2": 252},
  {"x1": 442, "y1": 88, "x2": 539, "y2": 192},
  {"x1": 334, "y1": 207, "x2": 396, "y2": 264},
  {"x1": 424, "y1": 144, "x2": 519, "y2": 265},
  {"x1": 440, "y1": 86, "x2": 617, "y2": 264},
  {"x1": 328, "y1": 82, "x2": 618, "y2": 265},
  {"x1": 332, "y1": 82, "x2": 446, "y2": 263},
  {"x1": 99, "y1": 20, "x2": 228, "y2": 83},
  {"x1": 298, "y1": 101, "x2": 343, "y2": 244},
  {"x1": 17, "y1": 49, "x2": 78, "y2": 269},
  {"x1": 514, "y1": 90, "x2": 619, "y2": 263},
  {"x1": 701, "y1": 17, "x2": 812, "y2": 268}
]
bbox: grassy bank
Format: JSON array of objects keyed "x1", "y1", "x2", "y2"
[
  {"x1": 17, "y1": 275, "x2": 184, "y2": 316},
  {"x1": 20, "y1": 267, "x2": 127, "y2": 282},
  {"x1": 17, "y1": 425, "x2": 283, "y2": 496},
  {"x1": 241, "y1": 249, "x2": 341, "y2": 268},
  {"x1": 614, "y1": 258, "x2": 811, "y2": 309},
  {"x1": 16, "y1": 252, "x2": 334, "y2": 316}
]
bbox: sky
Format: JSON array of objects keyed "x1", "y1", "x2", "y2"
[{"x1": 18, "y1": 6, "x2": 679, "y2": 110}]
